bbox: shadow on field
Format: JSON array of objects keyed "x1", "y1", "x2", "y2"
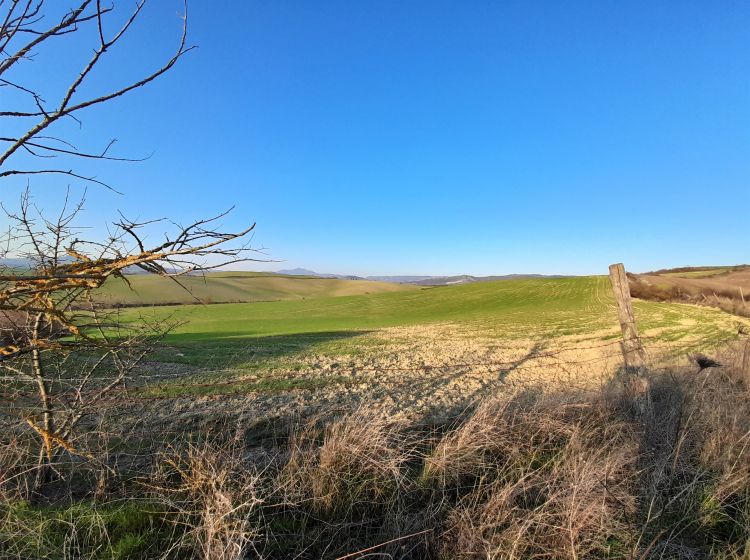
[
  {"x1": 497, "y1": 341, "x2": 549, "y2": 382},
  {"x1": 154, "y1": 330, "x2": 372, "y2": 370},
  {"x1": 378, "y1": 339, "x2": 554, "y2": 419}
]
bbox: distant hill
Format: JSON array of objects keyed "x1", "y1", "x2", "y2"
[
  {"x1": 276, "y1": 268, "x2": 365, "y2": 280},
  {"x1": 278, "y1": 268, "x2": 569, "y2": 285},
  {"x1": 277, "y1": 268, "x2": 329, "y2": 277},
  {"x1": 643, "y1": 265, "x2": 748, "y2": 278},
  {"x1": 93, "y1": 271, "x2": 415, "y2": 307},
  {"x1": 366, "y1": 273, "x2": 567, "y2": 286},
  {"x1": 0, "y1": 258, "x2": 33, "y2": 269},
  {"x1": 366, "y1": 275, "x2": 435, "y2": 283},
  {"x1": 629, "y1": 265, "x2": 750, "y2": 317},
  {"x1": 0, "y1": 258, "x2": 170, "y2": 275}
]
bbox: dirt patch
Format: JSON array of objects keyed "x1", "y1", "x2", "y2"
[{"x1": 106, "y1": 318, "x2": 749, "y2": 435}]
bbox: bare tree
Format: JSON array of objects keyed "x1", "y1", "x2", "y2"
[
  {"x1": 0, "y1": 188, "x2": 260, "y2": 498},
  {"x1": 0, "y1": 2, "x2": 263, "y2": 500}
]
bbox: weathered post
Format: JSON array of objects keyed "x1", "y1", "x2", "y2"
[{"x1": 608, "y1": 263, "x2": 647, "y2": 372}]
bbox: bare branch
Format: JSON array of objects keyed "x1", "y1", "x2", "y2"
[
  {"x1": 0, "y1": 169, "x2": 120, "y2": 192},
  {"x1": 0, "y1": 1, "x2": 193, "y2": 188}
]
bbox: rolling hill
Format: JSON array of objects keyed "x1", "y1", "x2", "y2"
[
  {"x1": 629, "y1": 265, "x2": 750, "y2": 317},
  {"x1": 126, "y1": 275, "x2": 745, "y2": 349},
  {"x1": 277, "y1": 267, "x2": 568, "y2": 285},
  {"x1": 94, "y1": 271, "x2": 416, "y2": 306}
]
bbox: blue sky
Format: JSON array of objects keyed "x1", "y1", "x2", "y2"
[{"x1": 3, "y1": 1, "x2": 749, "y2": 275}]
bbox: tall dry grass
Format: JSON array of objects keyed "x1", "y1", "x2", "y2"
[
  {"x1": 629, "y1": 343, "x2": 750, "y2": 559},
  {"x1": 427, "y1": 392, "x2": 638, "y2": 558},
  {"x1": 147, "y1": 440, "x2": 267, "y2": 560},
  {"x1": 2, "y1": 341, "x2": 749, "y2": 559},
  {"x1": 628, "y1": 275, "x2": 750, "y2": 318},
  {"x1": 281, "y1": 408, "x2": 415, "y2": 516}
]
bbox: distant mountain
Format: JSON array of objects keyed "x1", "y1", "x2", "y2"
[
  {"x1": 276, "y1": 268, "x2": 365, "y2": 280},
  {"x1": 1, "y1": 256, "x2": 78, "y2": 267},
  {"x1": 0, "y1": 258, "x2": 33, "y2": 269},
  {"x1": 366, "y1": 275, "x2": 435, "y2": 283},
  {"x1": 410, "y1": 275, "x2": 477, "y2": 286},
  {"x1": 277, "y1": 268, "x2": 325, "y2": 277},
  {"x1": 276, "y1": 268, "x2": 568, "y2": 285},
  {"x1": 408, "y1": 274, "x2": 568, "y2": 286},
  {"x1": 1, "y1": 258, "x2": 176, "y2": 275}
]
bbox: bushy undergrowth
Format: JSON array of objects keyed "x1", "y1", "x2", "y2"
[
  {"x1": 1, "y1": 344, "x2": 749, "y2": 559},
  {"x1": 282, "y1": 409, "x2": 416, "y2": 514},
  {"x1": 426, "y1": 392, "x2": 639, "y2": 559}
]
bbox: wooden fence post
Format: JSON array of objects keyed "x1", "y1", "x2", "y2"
[{"x1": 609, "y1": 263, "x2": 647, "y2": 372}]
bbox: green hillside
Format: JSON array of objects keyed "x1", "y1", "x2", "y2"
[
  {"x1": 95, "y1": 271, "x2": 415, "y2": 305},
  {"x1": 113, "y1": 275, "x2": 750, "y2": 398},
  {"x1": 126, "y1": 275, "x2": 744, "y2": 357}
]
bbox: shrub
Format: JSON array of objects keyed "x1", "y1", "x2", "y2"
[
  {"x1": 3, "y1": 351, "x2": 749, "y2": 559},
  {"x1": 428, "y1": 391, "x2": 638, "y2": 559}
]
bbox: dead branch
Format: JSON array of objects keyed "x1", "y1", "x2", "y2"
[
  {"x1": 0, "y1": 1, "x2": 193, "y2": 189},
  {"x1": 0, "y1": 189, "x2": 263, "y2": 499}
]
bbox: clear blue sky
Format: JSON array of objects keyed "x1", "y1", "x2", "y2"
[{"x1": 4, "y1": 1, "x2": 749, "y2": 275}]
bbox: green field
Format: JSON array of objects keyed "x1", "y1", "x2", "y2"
[
  {"x1": 122, "y1": 275, "x2": 746, "y2": 402},
  {"x1": 137, "y1": 276, "x2": 614, "y2": 341},
  {"x1": 131, "y1": 275, "x2": 739, "y2": 341},
  {"x1": 96, "y1": 271, "x2": 415, "y2": 305}
]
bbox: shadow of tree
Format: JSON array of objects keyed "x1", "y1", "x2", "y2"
[
  {"x1": 497, "y1": 341, "x2": 549, "y2": 382},
  {"x1": 150, "y1": 329, "x2": 371, "y2": 371},
  {"x1": 357, "y1": 338, "x2": 554, "y2": 421}
]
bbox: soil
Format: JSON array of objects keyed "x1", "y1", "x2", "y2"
[{"x1": 95, "y1": 318, "x2": 746, "y2": 438}]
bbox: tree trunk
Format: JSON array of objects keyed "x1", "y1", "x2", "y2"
[{"x1": 30, "y1": 312, "x2": 55, "y2": 501}]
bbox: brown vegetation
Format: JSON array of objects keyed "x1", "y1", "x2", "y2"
[
  {"x1": 2, "y1": 340, "x2": 748, "y2": 559},
  {"x1": 629, "y1": 267, "x2": 750, "y2": 318},
  {"x1": 0, "y1": 0, "x2": 263, "y2": 504}
]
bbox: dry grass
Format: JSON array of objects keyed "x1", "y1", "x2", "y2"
[
  {"x1": 2, "y1": 341, "x2": 749, "y2": 559},
  {"x1": 147, "y1": 439, "x2": 267, "y2": 560},
  {"x1": 427, "y1": 392, "x2": 638, "y2": 559},
  {"x1": 0, "y1": 499, "x2": 166, "y2": 559},
  {"x1": 631, "y1": 343, "x2": 750, "y2": 559},
  {"x1": 282, "y1": 408, "x2": 415, "y2": 516},
  {"x1": 629, "y1": 271, "x2": 750, "y2": 318}
]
